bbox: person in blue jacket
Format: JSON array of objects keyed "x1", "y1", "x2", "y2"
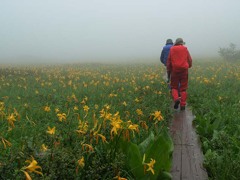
[
  {"x1": 160, "y1": 39, "x2": 173, "y2": 82},
  {"x1": 160, "y1": 39, "x2": 173, "y2": 66}
]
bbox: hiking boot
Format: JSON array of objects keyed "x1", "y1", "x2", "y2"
[
  {"x1": 174, "y1": 99, "x2": 180, "y2": 109},
  {"x1": 180, "y1": 106, "x2": 185, "y2": 111}
]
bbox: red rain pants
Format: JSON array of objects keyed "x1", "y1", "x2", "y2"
[{"x1": 170, "y1": 70, "x2": 188, "y2": 107}]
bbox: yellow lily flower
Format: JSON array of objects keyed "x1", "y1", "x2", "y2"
[
  {"x1": 84, "y1": 96, "x2": 88, "y2": 101},
  {"x1": 46, "y1": 126, "x2": 55, "y2": 135},
  {"x1": 152, "y1": 111, "x2": 163, "y2": 122},
  {"x1": 80, "y1": 99, "x2": 86, "y2": 105},
  {"x1": 104, "y1": 104, "x2": 110, "y2": 110},
  {"x1": 57, "y1": 113, "x2": 67, "y2": 122},
  {"x1": 105, "y1": 112, "x2": 112, "y2": 120},
  {"x1": 110, "y1": 120, "x2": 122, "y2": 136},
  {"x1": 7, "y1": 113, "x2": 16, "y2": 127},
  {"x1": 21, "y1": 156, "x2": 43, "y2": 180},
  {"x1": 83, "y1": 105, "x2": 89, "y2": 112},
  {"x1": 99, "y1": 109, "x2": 105, "y2": 118},
  {"x1": 142, "y1": 154, "x2": 156, "y2": 175},
  {"x1": 44, "y1": 106, "x2": 51, "y2": 112},
  {"x1": 77, "y1": 156, "x2": 85, "y2": 168},
  {"x1": 122, "y1": 101, "x2": 127, "y2": 106},
  {"x1": 109, "y1": 93, "x2": 117, "y2": 97},
  {"x1": 41, "y1": 144, "x2": 48, "y2": 152},
  {"x1": 144, "y1": 85, "x2": 150, "y2": 90},
  {"x1": 146, "y1": 159, "x2": 156, "y2": 175},
  {"x1": 135, "y1": 98, "x2": 140, "y2": 103},
  {"x1": 76, "y1": 120, "x2": 88, "y2": 134},
  {"x1": 128, "y1": 124, "x2": 139, "y2": 133},
  {"x1": 74, "y1": 106, "x2": 79, "y2": 111},
  {"x1": 55, "y1": 108, "x2": 60, "y2": 113},
  {"x1": 136, "y1": 109, "x2": 143, "y2": 116}
]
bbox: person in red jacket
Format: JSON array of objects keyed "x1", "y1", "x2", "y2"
[{"x1": 167, "y1": 38, "x2": 192, "y2": 110}]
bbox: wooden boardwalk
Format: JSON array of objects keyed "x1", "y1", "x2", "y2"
[{"x1": 170, "y1": 107, "x2": 208, "y2": 180}]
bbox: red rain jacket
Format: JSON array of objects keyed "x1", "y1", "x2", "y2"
[{"x1": 167, "y1": 45, "x2": 192, "y2": 72}]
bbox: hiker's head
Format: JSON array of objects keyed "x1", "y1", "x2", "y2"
[
  {"x1": 166, "y1": 39, "x2": 173, "y2": 45},
  {"x1": 175, "y1": 38, "x2": 184, "y2": 45}
]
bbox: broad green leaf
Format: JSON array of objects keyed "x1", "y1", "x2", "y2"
[
  {"x1": 144, "y1": 130, "x2": 173, "y2": 179},
  {"x1": 127, "y1": 142, "x2": 145, "y2": 178},
  {"x1": 119, "y1": 139, "x2": 145, "y2": 178},
  {"x1": 138, "y1": 131, "x2": 155, "y2": 154}
]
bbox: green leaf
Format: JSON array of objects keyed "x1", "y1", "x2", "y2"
[
  {"x1": 127, "y1": 142, "x2": 145, "y2": 178},
  {"x1": 119, "y1": 139, "x2": 145, "y2": 179},
  {"x1": 144, "y1": 130, "x2": 173, "y2": 179},
  {"x1": 157, "y1": 171, "x2": 172, "y2": 180},
  {"x1": 138, "y1": 131, "x2": 155, "y2": 154}
]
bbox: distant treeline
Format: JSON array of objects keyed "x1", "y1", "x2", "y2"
[{"x1": 219, "y1": 43, "x2": 240, "y2": 62}]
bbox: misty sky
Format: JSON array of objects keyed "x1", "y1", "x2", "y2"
[{"x1": 0, "y1": 0, "x2": 240, "y2": 63}]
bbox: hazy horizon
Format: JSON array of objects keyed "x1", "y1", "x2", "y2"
[{"x1": 1, "y1": 0, "x2": 240, "y2": 63}]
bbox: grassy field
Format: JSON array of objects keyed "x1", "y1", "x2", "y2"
[
  {"x1": 1, "y1": 60, "x2": 240, "y2": 179},
  {"x1": 0, "y1": 63, "x2": 173, "y2": 179},
  {"x1": 188, "y1": 60, "x2": 240, "y2": 179}
]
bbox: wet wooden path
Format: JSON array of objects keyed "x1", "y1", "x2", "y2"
[{"x1": 170, "y1": 107, "x2": 208, "y2": 180}]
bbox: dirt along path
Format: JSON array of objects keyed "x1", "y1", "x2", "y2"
[{"x1": 170, "y1": 107, "x2": 208, "y2": 180}]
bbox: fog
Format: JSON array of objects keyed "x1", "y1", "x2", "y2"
[{"x1": 0, "y1": 0, "x2": 240, "y2": 63}]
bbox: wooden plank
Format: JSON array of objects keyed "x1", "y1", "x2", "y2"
[
  {"x1": 181, "y1": 145, "x2": 208, "y2": 180},
  {"x1": 181, "y1": 145, "x2": 194, "y2": 180},
  {"x1": 183, "y1": 110, "x2": 208, "y2": 180},
  {"x1": 181, "y1": 110, "x2": 195, "y2": 145},
  {"x1": 170, "y1": 112, "x2": 183, "y2": 145},
  {"x1": 171, "y1": 145, "x2": 182, "y2": 179},
  {"x1": 170, "y1": 107, "x2": 208, "y2": 180}
]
